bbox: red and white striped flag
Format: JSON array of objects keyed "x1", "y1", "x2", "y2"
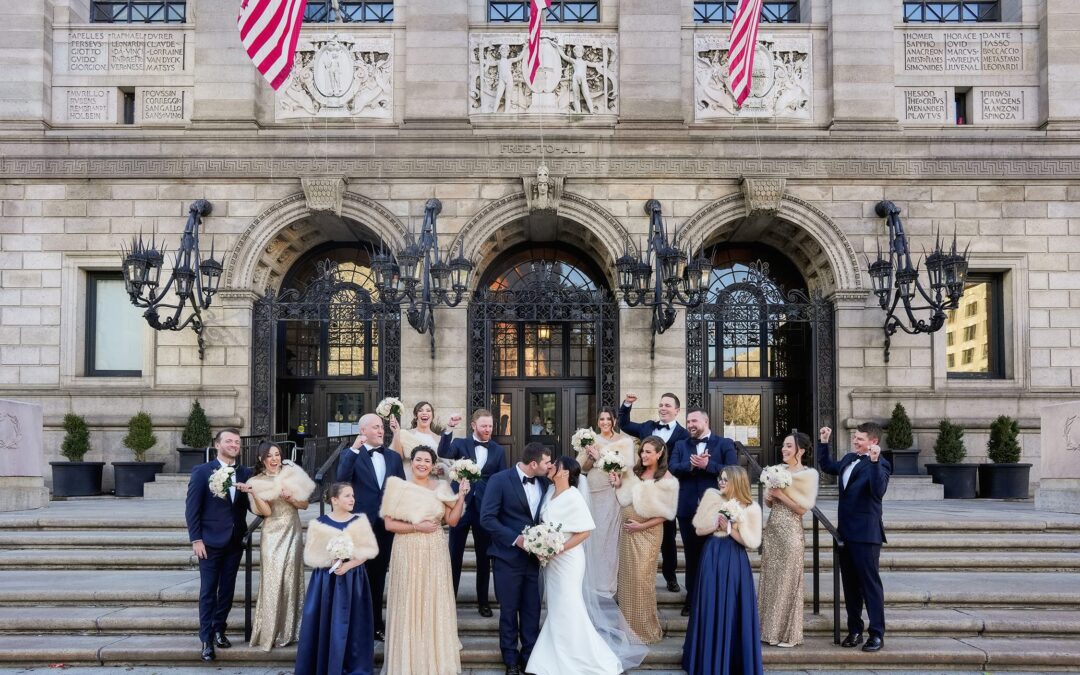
[
  {"x1": 237, "y1": 0, "x2": 309, "y2": 91},
  {"x1": 727, "y1": 0, "x2": 764, "y2": 107},
  {"x1": 527, "y1": 0, "x2": 552, "y2": 84}
]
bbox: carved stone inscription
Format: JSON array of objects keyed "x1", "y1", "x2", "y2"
[
  {"x1": 694, "y1": 33, "x2": 812, "y2": 121},
  {"x1": 276, "y1": 34, "x2": 392, "y2": 120},
  {"x1": 904, "y1": 30, "x2": 1023, "y2": 73},
  {"x1": 137, "y1": 87, "x2": 189, "y2": 123},
  {"x1": 55, "y1": 88, "x2": 117, "y2": 123},
  {"x1": 63, "y1": 31, "x2": 186, "y2": 74},
  {"x1": 898, "y1": 87, "x2": 951, "y2": 124},
  {"x1": 972, "y1": 87, "x2": 1038, "y2": 125}
]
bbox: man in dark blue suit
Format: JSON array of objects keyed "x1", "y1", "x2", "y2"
[
  {"x1": 438, "y1": 408, "x2": 507, "y2": 617},
  {"x1": 619, "y1": 391, "x2": 687, "y2": 592},
  {"x1": 185, "y1": 428, "x2": 253, "y2": 662},
  {"x1": 818, "y1": 423, "x2": 891, "y2": 653},
  {"x1": 670, "y1": 406, "x2": 736, "y2": 615},
  {"x1": 336, "y1": 412, "x2": 406, "y2": 642},
  {"x1": 479, "y1": 442, "x2": 552, "y2": 675}
]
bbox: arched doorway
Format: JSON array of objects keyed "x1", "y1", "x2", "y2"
[
  {"x1": 468, "y1": 244, "x2": 619, "y2": 464},
  {"x1": 250, "y1": 243, "x2": 401, "y2": 438},
  {"x1": 686, "y1": 245, "x2": 835, "y2": 468}
]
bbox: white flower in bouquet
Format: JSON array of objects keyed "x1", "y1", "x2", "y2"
[
  {"x1": 599, "y1": 449, "x2": 627, "y2": 474},
  {"x1": 448, "y1": 458, "x2": 482, "y2": 483},
  {"x1": 570, "y1": 427, "x2": 597, "y2": 450},
  {"x1": 521, "y1": 521, "x2": 564, "y2": 567},
  {"x1": 375, "y1": 397, "x2": 404, "y2": 420},
  {"x1": 326, "y1": 534, "x2": 354, "y2": 575},
  {"x1": 718, "y1": 498, "x2": 745, "y2": 524},
  {"x1": 208, "y1": 465, "x2": 235, "y2": 500},
  {"x1": 759, "y1": 464, "x2": 793, "y2": 490}
]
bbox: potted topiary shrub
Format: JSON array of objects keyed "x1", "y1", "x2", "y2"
[
  {"x1": 925, "y1": 419, "x2": 978, "y2": 498},
  {"x1": 49, "y1": 413, "x2": 105, "y2": 497},
  {"x1": 978, "y1": 415, "x2": 1031, "y2": 499},
  {"x1": 177, "y1": 400, "x2": 212, "y2": 473},
  {"x1": 884, "y1": 403, "x2": 920, "y2": 475},
  {"x1": 112, "y1": 411, "x2": 165, "y2": 497}
]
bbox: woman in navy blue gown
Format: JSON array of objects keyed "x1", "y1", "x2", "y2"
[
  {"x1": 295, "y1": 482, "x2": 380, "y2": 675},
  {"x1": 682, "y1": 465, "x2": 764, "y2": 675}
]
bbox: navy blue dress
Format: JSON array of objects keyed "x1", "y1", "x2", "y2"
[
  {"x1": 682, "y1": 535, "x2": 764, "y2": 675},
  {"x1": 295, "y1": 515, "x2": 375, "y2": 675}
]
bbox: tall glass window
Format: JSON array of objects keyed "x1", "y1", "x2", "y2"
[
  {"x1": 304, "y1": 1, "x2": 394, "y2": 23},
  {"x1": 693, "y1": 1, "x2": 799, "y2": 23},
  {"x1": 945, "y1": 274, "x2": 1005, "y2": 378},
  {"x1": 86, "y1": 273, "x2": 143, "y2": 376},
  {"x1": 489, "y1": 1, "x2": 599, "y2": 22},
  {"x1": 91, "y1": 1, "x2": 186, "y2": 23},
  {"x1": 903, "y1": 1, "x2": 1000, "y2": 22}
]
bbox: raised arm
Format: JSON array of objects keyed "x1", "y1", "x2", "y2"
[{"x1": 816, "y1": 427, "x2": 842, "y2": 476}]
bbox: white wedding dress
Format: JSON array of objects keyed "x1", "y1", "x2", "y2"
[{"x1": 526, "y1": 485, "x2": 642, "y2": 675}]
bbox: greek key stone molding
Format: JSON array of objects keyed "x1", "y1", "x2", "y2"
[
  {"x1": 741, "y1": 176, "x2": 787, "y2": 215},
  {"x1": 277, "y1": 34, "x2": 392, "y2": 120},
  {"x1": 301, "y1": 175, "x2": 349, "y2": 215},
  {"x1": 695, "y1": 33, "x2": 812, "y2": 121}
]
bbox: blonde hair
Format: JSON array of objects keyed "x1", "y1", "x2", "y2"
[{"x1": 721, "y1": 465, "x2": 753, "y2": 506}]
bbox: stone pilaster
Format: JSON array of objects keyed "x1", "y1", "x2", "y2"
[
  {"x1": 1042, "y1": 0, "x2": 1080, "y2": 131},
  {"x1": 617, "y1": 0, "x2": 682, "y2": 122},
  {"x1": 0, "y1": 0, "x2": 53, "y2": 127},
  {"x1": 828, "y1": 0, "x2": 898, "y2": 130},
  {"x1": 190, "y1": 0, "x2": 259, "y2": 126},
  {"x1": 403, "y1": 0, "x2": 469, "y2": 124}
]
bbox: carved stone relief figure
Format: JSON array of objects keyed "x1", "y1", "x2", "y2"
[
  {"x1": 277, "y1": 34, "x2": 393, "y2": 120},
  {"x1": 693, "y1": 33, "x2": 812, "y2": 121},
  {"x1": 523, "y1": 164, "x2": 564, "y2": 212}
]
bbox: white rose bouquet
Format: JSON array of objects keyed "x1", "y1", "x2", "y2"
[
  {"x1": 570, "y1": 427, "x2": 597, "y2": 450},
  {"x1": 326, "y1": 534, "x2": 354, "y2": 575},
  {"x1": 718, "y1": 498, "x2": 745, "y2": 525},
  {"x1": 521, "y1": 521, "x2": 564, "y2": 567},
  {"x1": 375, "y1": 397, "x2": 404, "y2": 421},
  {"x1": 759, "y1": 464, "x2": 793, "y2": 490},
  {"x1": 448, "y1": 458, "x2": 482, "y2": 484},
  {"x1": 208, "y1": 465, "x2": 235, "y2": 500},
  {"x1": 598, "y1": 449, "x2": 627, "y2": 474}
]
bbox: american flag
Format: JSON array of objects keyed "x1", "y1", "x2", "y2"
[
  {"x1": 237, "y1": 0, "x2": 309, "y2": 91},
  {"x1": 527, "y1": 0, "x2": 552, "y2": 84},
  {"x1": 727, "y1": 0, "x2": 764, "y2": 107}
]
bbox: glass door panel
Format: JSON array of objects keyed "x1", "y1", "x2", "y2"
[
  {"x1": 527, "y1": 390, "x2": 560, "y2": 454},
  {"x1": 721, "y1": 390, "x2": 763, "y2": 471}
]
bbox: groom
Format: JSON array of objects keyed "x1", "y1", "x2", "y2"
[{"x1": 480, "y1": 442, "x2": 552, "y2": 675}]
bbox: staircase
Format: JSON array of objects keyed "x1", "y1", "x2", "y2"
[{"x1": 0, "y1": 498, "x2": 1078, "y2": 671}]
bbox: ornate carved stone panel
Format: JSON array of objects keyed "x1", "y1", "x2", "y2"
[
  {"x1": 276, "y1": 34, "x2": 392, "y2": 120},
  {"x1": 741, "y1": 176, "x2": 787, "y2": 215},
  {"x1": 694, "y1": 33, "x2": 812, "y2": 121},
  {"x1": 301, "y1": 175, "x2": 349, "y2": 215},
  {"x1": 469, "y1": 33, "x2": 618, "y2": 116},
  {"x1": 522, "y1": 164, "x2": 565, "y2": 213}
]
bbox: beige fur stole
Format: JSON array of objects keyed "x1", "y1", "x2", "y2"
[
  {"x1": 398, "y1": 428, "x2": 441, "y2": 455},
  {"x1": 783, "y1": 468, "x2": 819, "y2": 511},
  {"x1": 379, "y1": 476, "x2": 459, "y2": 524},
  {"x1": 303, "y1": 516, "x2": 379, "y2": 568},
  {"x1": 615, "y1": 472, "x2": 678, "y2": 521},
  {"x1": 249, "y1": 463, "x2": 316, "y2": 503},
  {"x1": 692, "y1": 489, "x2": 762, "y2": 550}
]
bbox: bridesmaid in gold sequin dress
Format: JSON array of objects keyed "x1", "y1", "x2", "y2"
[
  {"x1": 246, "y1": 441, "x2": 315, "y2": 651},
  {"x1": 610, "y1": 436, "x2": 679, "y2": 644},
  {"x1": 758, "y1": 432, "x2": 819, "y2": 647},
  {"x1": 380, "y1": 445, "x2": 469, "y2": 674}
]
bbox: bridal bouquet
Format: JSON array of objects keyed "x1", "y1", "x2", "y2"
[
  {"x1": 759, "y1": 464, "x2": 793, "y2": 490},
  {"x1": 326, "y1": 534, "x2": 354, "y2": 575},
  {"x1": 718, "y1": 498, "x2": 745, "y2": 525},
  {"x1": 448, "y1": 458, "x2": 482, "y2": 484},
  {"x1": 599, "y1": 449, "x2": 627, "y2": 474},
  {"x1": 571, "y1": 427, "x2": 597, "y2": 450},
  {"x1": 375, "y1": 397, "x2": 404, "y2": 421},
  {"x1": 521, "y1": 521, "x2": 564, "y2": 567},
  {"x1": 208, "y1": 465, "x2": 235, "y2": 500}
]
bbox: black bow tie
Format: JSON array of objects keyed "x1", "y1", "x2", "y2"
[
  {"x1": 656, "y1": 423, "x2": 670, "y2": 431},
  {"x1": 473, "y1": 441, "x2": 490, "y2": 450},
  {"x1": 522, "y1": 475, "x2": 537, "y2": 485},
  {"x1": 366, "y1": 447, "x2": 383, "y2": 457}
]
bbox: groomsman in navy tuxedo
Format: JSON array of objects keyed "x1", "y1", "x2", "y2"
[
  {"x1": 670, "y1": 406, "x2": 736, "y2": 615},
  {"x1": 619, "y1": 391, "x2": 686, "y2": 592},
  {"x1": 185, "y1": 428, "x2": 253, "y2": 662},
  {"x1": 438, "y1": 407, "x2": 507, "y2": 617},
  {"x1": 337, "y1": 412, "x2": 406, "y2": 642},
  {"x1": 480, "y1": 443, "x2": 552, "y2": 675},
  {"x1": 818, "y1": 423, "x2": 891, "y2": 653}
]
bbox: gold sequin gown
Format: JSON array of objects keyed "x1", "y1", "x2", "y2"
[
  {"x1": 758, "y1": 499, "x2": 807, "y2": 645},
  {"x1": 248, "y1": 493, "x2": 304, "y2": 650},
  {"x1": 616, "y1": 503, "x2": 665, "y2": 644},
  {"x1": 577, "y1": 433, "x2": 635, "y2": 596}
]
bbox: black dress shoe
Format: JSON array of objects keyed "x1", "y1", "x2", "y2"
[
  {"x1": 212, "y1": 631, "x2": 231, "y2": 649},
  {"x1": 374, "y1": 629, "x2": 385, "y2": 642},
  {"x1": 666, "y1": 579, "x2": 681, "y2": 593},
  {"x1": 505, "y1": 666, "x2": 521, "y2": 675},
  {"x1": 840, "y1": 632, "x2": 864, "y2": 648},
  {"x1": 681, "y1": 603, "x2": 691, "y2": 617},
  {"x1": 200, "y1": 642, "x2": 215, "y2": 661},
  {"x1": 478, "y1": 604, "x2": 493, "y2": 618},
  {"x1": 862, "y1": 635, "x2": 884, "y2": 652}
]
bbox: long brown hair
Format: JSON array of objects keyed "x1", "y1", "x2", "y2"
[
  {"x1": 410, "y1": 401, "x2": 444, "y2": 434},
  {"x1": 722, "y1": 465, "x2": 753, "y2": 506},
  {"x1": 254, "y1": 440, "x2": 283, "y2": 475},
  {"x1": 596, "y1": 406, "x2": 621, "y2": 435},
  {"x1": 634, "y1": 436, "x2": 669, "y2": 480}
]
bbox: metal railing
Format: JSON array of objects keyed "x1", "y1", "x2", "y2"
[{"x1": 736, "y1": 441, "x2": 843, "y2": 645}]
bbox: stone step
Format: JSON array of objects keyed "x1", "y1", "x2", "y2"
[
  {"x1": 141, "y1": 474, "x2": 190, "y2": 501},
  {"x1": 881, "y1": 475, "x2": 945, "y2": 501}
]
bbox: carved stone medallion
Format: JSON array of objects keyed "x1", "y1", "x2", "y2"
[
  {"x1": 277, "y1": 34, "x2": 393, "y2": 120},
  {"x1": 694, "y1": 33, "x2": 812, "y2": 121}
]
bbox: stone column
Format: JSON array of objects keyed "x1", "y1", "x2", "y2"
[
  {"x1": 617, "y1": 0, "x2": 683, "y2": 122},
  {"x1": 1042, "y1": 0, "x2": 1080, "y2": 131},
  {"x1": 190, "y1": 0, "x2": 260, "y2": 126},
  {"x1": 403, "y1": 0, "x2": 469, "y2": 123},
  {"x1": 828, "y1": 0, "x2": 898, "y2": 130},
  {"x1": 0, "y1": 0, "x2": 53, "y2": 128}
]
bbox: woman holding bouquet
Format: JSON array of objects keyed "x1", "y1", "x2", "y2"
[
  {"x1": 379, "y1": 445, "x2": 469, "y2": 674},
  {"x1": 246, "y1": 441, "x2": 315, "y2": 651},
  {"x1": 609, "y1": 436, "x2": 679, "y2": 644},
  {"x1": 576, "y1": 407, "x2": 635, "y2": 596},
  {"x1": 682, "y1": 465, "x2": 763, "y2": 675},
  {"x1": 295, "y1": 482, "x2": 380, "y2": 675},
  {"x1": 388, "y1": 401, "x2": 444, "y2": 477},
  {"x1": 759, "y1": 431, "x2": 819, "y2": 647}
]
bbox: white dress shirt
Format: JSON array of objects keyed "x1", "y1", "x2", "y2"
[
  {"x1": 352, "y1": 444, "x2": 387, "y2": 487},
  {"x1": 694, "y1": 433, "x2": 711, "y2": 454},
  {"x1": 472, "y1": 435, "x2": 489, "y2": 471},
  {"x1": 653, "y1": 421, "x2": 677, "y2": 444},
  {"x1": 842, "y1": 456, "x2": 862, "y2": 489},
  {"x1": 219, "y1": 459, "x2": 237, "y2": 501},
  {"x1": 516, "y1": 464, "x2": 541, "y2": 518}
]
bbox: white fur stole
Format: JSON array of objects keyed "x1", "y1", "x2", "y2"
[
  {"x1": 303, "y1": 516, "x2": 379, "y2": 568},
  {"x1": 784, "y1": 468, "x2": 820, "y2": 511},
  {"x1": 379, "y1": 476, "x2": 459, "y2": 524},
  {"x1": 249, "y1": 463, "x2": 316, "y2": 503},
  {"x1": 692, "y1": 489, "x2": 762, "y2": 550},
  {"x1": 615, "y1": 472, "x2": 678, "y2": 521}
]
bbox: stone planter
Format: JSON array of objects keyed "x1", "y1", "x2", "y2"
[
  {"x1": 49, "y1": 461, "x2": 105, "y2": 497},
  {"x1": 176, "y1": 447, "x2": 209, "y2": 474},
  {"x1": 883, "y1": 448, "x2": 921, "y2": 476},
  {"x1": 978, "y1": 463, "x2": 1032, "y2": 499},
  {"x1": 112, "y1": 461, "x2": 166, "y2": 497},
  {"x1": 925, "y1": 463, "x2": 978, "y2": 499}
]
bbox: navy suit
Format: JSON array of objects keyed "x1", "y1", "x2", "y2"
[
  {"x1": 437, "y1": 433, "x2": 506, "y2": 605},
  {"x1": 337, "y1": 445, "x2": 406, "y2": 635},
  {"x1": 670, "y1": 434, "x2": 737, "y2": 600},
  {"x1": 619, "y1": 403, "x2": 687, "y2": 583},
  {"x1": 818, "y1": 442, "x2": 891, "y2": 638},
  {"x1": 480, "y1": 467, "x2": 550, "y2": 668},
  {"x1": 185, "y1": 459, "x2": 252, "y2": 643}
]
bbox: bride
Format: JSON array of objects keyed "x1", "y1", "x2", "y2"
[{"x1": 525, "y1": 456, "x2": 648, "y2": 675}]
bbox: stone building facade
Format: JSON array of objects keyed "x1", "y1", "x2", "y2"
[{"x1": 1, "y1": 0, "x2": 1078, "y2": 490}]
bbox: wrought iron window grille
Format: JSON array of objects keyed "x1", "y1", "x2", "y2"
[
  {"x1": 304, "y1": 1, "x2": 394, "y2": 23},
  {"x1": 91, "y1": 1, "x2": 186, "y2": 23},
  {"x1": 488, "y1": 1, "x2": 600, "y2": 23},
  {"x1": 903, "y1": 1, "x2": 1000, "y2": 23},
  {"x1": 693, "y1": 1, "x2": 799, "y2": 23}
]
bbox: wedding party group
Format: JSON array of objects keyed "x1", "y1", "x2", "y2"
[{"x1": 184, "y1": 392, "x2": 892, "y2": 675}]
